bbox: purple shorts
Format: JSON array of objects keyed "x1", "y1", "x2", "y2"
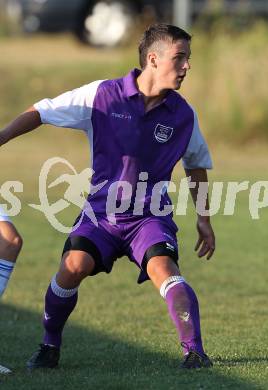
[{"x1": 68, "y1": 213, "x2": 179, "y2": 283}]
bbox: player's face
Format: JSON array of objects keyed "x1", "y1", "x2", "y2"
[{"x1": 154, "y1": 39, "x2": 191, "y2": 90}]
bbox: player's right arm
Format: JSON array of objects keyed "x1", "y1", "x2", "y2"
[
  {"x1": 0, "y1": 107, "x2": 42, "y2": 147},
  {"x1": 0, "y1": 80, "x2": 102, "y2": 147}
]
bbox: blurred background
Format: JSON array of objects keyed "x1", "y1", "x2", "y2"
[{"x1": 0, "y1": 0, "x2": 268, "y2": 145}]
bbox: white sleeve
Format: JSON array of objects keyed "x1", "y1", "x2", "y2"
[
  {"x1": 34, "y1": 80, "x2": 104, "y2": 132},
  {"x1": 182, "y1": 108, "x2": 213, "y2": 169}
]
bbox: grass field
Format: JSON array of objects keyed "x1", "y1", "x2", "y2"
[{"x1": 0, "y1": 33, "x2": 268, "y2": 389}]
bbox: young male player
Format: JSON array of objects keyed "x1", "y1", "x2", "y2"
[
  {"x1": 0, "y1": 207, "x2": 23, "y2": 374},
  {"x1": 0, "y1": 24, "x2": 215, "y2": 369}
]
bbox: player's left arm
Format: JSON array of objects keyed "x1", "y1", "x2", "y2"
[
  {"x1": 182, "y1": 108, "x2": 215, "y2": 260},
  {"x1": 184, "y1": 168, "x2": 215, "y2": 260}
]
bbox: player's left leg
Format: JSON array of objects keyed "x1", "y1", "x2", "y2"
[
  {"x1": 125, "y1": 215, "x2": 212, "y2": 369},
  {"x1": 146, "y1": 255, "x2": 212, "y2": 369}
]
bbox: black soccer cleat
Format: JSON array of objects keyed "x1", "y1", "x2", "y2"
[
  {"x1": 180, "y1": 349, "x2": 213, "y2": 369},
  {"x1": 27, "y1": 344, "x2": 60, "y2": 370},
  {"x1": 0, "y1": 364, "x2": 12, "y2": 375}
]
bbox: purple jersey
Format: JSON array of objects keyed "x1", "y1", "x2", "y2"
[
  {"x1": 89, "y1": 69, "x2": 193, "y2": 215},
  {"x1": 34, "y1": 68, "x2": 212, "y2": 217}
]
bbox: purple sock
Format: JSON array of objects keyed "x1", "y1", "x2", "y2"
[
  {"x1": 43, "y1": 284, "x2": 78, "y2": 348},
  {"x1": 165, "y1": 282, "x2": 205, "y2": 356}
]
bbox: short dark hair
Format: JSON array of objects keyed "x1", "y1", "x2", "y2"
[{"x1": 138, "y1": 23, "x2": 192, "y2": 69}]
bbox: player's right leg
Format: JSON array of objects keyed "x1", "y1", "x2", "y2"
[
  {"x1": 26, "y1": 214, "x2": 119, "y2": 370},
  {"x1": 26, "y1": 238, "x2": 97, "y2": 370}
]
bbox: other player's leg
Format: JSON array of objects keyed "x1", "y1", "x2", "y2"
[
  {"x1": 0, "y1": 218, "x2": 23, "y2": 375},
  {"x1": 0, "y1": 220, "x2": 23, "y2": 297}
]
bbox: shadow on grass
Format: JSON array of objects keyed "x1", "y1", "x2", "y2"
[{"x1": 0, "y1": 303, "x2": 261, "y2": 390}]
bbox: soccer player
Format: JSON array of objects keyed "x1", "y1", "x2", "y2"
[
  {"x1": 0, "y1": 23, "x2": 215, "y2": 369},
  {"x1": 0, "y1": 207, "x2": 23, "y2": 374}
]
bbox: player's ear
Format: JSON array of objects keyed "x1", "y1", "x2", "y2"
[{"x1": 147, "y1": 51, "x2": 158, "y2": 69}]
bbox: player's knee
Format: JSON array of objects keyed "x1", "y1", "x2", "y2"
[
  {"x1": 147, "y1": 256, "x2": 178, "y2": 277},
  {"x1": 0, "y1": 231, "x2": 23, "y2": 260},
  {"x1": 12, "y1": 233, "x2": 23, "y2": 256},
  {"x1": 63, "y1": 253, "x2": 95, "y2": 280}
]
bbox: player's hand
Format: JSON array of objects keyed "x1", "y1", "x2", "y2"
[{"x1": 195, "y1": 217, "x2": 215, "y2": 260}]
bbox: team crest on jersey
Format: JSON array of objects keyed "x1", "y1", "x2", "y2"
[{"x1": 154, "y1": 124, "x2": 174, "y2": 143}]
